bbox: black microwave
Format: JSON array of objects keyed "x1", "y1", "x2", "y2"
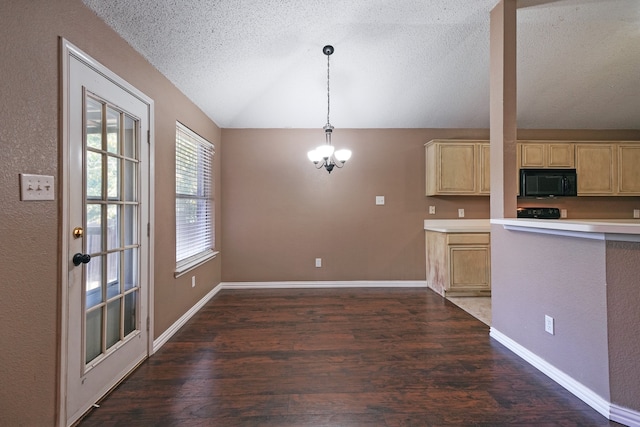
[{"x1": 520, "y1": 169, "x2": 577, "y2": 198}]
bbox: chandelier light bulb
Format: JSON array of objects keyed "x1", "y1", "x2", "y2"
[
  {"x1": 307, "y1": 150, "x2": 322, "y2": 163},
  {"x1": 316, "y1": 144, "x2": 334, "y2": 159},
  {"x1": 334, "y1": 149, "x2": 352, "y2": 162}
]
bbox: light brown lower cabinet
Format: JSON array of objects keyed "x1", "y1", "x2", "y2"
[{"x1": 425, "y1": 231, "x2": 491, "y2": 297}]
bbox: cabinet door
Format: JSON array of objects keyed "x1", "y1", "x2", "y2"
[
  {"x1": 548, "y1": 144, "x2": 574, "y2": 168},
  {"x1": 479, "y1": 143, "x2": 491, "y2": 194},
  {"x1": 520, "y1": 144, "x2": 545, "y2": 167},
  {"x1": 618, "y1": 144, "x2": 640, "y2": 195},
  {"x1": 437, "y1": 143, "x2": 476, "y2": 194},
  {"x1": 576, "y1": 144, "x2": 615, "y2": 195},
  {"x1": 449, "y1": 246, "x2": 490, "y2": 292}
]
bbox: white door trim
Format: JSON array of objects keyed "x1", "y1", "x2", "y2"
[{"x1": 59, "y1": 38, "x2": 155, "y2": 427}]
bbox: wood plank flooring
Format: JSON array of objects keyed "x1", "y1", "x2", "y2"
[{"x1": 78, "y1": 288, "x2": 620, "y2": 426}]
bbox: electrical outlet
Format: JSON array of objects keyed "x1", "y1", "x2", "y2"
[
  {"x1": 545, "y1": 315, "x2": 554, "y2": 335},
  {"x1": 191, "y1": 276, "x2": 196, "y2": 288},
  {"x1": 561, "y1": 209, "x2": 567, "y2": 218},
  {"x1": 20, "y1": 173, "x2": 55, "y2": 201},
  {"x1": 634, "y1": 209, "x2": 640, "y2": 219},
  {"x1": 375, "y1": 196, "x2": 385, "y2": 205},
  {"x1": 458, "y1": 208, "x2": 465, "y2": 218},
  {"x1": 429, "y1": 205, "x2": 436, "y2": 215},
  {"x1": 315, "y1": 258, "x2": 322, "y2": 268}
]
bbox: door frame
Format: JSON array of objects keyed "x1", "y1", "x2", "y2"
[{"x1": 58, "y1": 38, "x2": 155, "y2": 426}]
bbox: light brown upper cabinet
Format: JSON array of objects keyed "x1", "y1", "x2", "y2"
[
  {"x1": 425, "y1": 140, "x2": 489, "y2": 196},
  {"x1": 479, "y1": 143, "x2": 491, "y2": 194},
  {"x1": 617, "y1": 144, "x2": 640, "y2": 195},
  {"x1": 519, "y1": 142, "x2": 574, "y2": 168},
  {"x1": 575, "y1": 144, "x2": 615, "y2": 195}
]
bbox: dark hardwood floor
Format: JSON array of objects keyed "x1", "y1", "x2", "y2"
[{"x1": 79, "y1": 288, "x2": 620, "y2": 426}]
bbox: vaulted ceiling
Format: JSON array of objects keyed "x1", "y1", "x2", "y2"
[{"x1": 82, "y1": 0, "x2": 639, "y2": 130}]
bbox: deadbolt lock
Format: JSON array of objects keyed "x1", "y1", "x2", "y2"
[{"x1": 73, "y1": 227, "x2": 84, "y2": 239}]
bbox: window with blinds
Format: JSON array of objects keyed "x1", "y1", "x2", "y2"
[{"x1": 175, "y1": 122, "x2": 215, "y2": 273}]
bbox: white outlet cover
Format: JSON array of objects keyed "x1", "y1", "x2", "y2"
[
  {"x1": 375, "y1": 196, "x2": 385, "y2": 205},
  {"x1": 20, "y1": 173, "x2": 55, "y2": 201},
  {"x1": 458, "y1": 208, "x2": 465, "y2": 218},
  {"x1": 429, "y1": 206, "x2": 436, "y2": 214},
  {"x1": 545, "y1": 315, "x2": 554, "y2": 335}
]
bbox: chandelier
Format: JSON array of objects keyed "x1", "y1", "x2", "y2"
[{"x1": 307, "y1": 45, "x2": 352, "y2": 173}]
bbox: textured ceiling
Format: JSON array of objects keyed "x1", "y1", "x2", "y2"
[{"x1": 82, "y1": 0, "x2": 639, "y2": 130}]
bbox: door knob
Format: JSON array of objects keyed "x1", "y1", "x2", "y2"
[{"x1": 73, "y1": 253, "x2": 91, "y2": 266}]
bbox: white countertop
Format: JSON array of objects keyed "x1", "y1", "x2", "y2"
[
  {"x1": 424, "y1": 219, "x2": 491, "y2": 233},
  {"x1": 491, "y1": 218, "x2": 640, "y2": 241}
]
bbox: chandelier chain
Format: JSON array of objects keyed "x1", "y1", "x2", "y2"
[{"x1": 326, "y1": 51, "x2": 330, "y2": 126}]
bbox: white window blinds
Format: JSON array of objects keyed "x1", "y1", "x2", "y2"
[{"x1": 175, "y1": 123, "x2": 214, "y2": 268}]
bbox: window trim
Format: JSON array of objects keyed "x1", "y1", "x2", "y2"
[{"x1": 174, "y1": 249, "x2": 219, "y2": 278}]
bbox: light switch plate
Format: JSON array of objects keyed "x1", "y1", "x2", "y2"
[
  {"x1": 375, "y1": 196, "x2": 385, "y2": 205},
  {"x1": 20, "y1": 174, "x2": 55, "y2": 201}
]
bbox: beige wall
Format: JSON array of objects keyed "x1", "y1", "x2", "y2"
[
  {"x1": 0, "y1": 0, "x2": 221, "y2": 425},
  {"x1": 220, "y1": 128, "x2": 491, "y2": 282}
]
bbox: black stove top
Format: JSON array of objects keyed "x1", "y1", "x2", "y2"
[{"x1": 517, "y1": 207, "x2": 561, "y2": 219}]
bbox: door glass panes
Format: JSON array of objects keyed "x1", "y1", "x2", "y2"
[
  {"x1": 123, "y1": 248, "x2": 138, "y2": 291},
  {"x1": 83, "y1": 94, "x2": 141, "y2": 367},
  {"x1": 86, "y1": 151, "x2": 102, "y2": 199},
  {"x1": 86, "y1": 255, "x2": 103, "y2": 309},
  {"x1": 106, "y1": 107, "x2": 120, "y2": 154},
  {"x1": 124, "y1": 160, "x2": 136, "y2": 201},
  {"x1": 107, "y1": 157, "x2": 120, "y2": 199},
  {"x1": 124, "y1": 205, "x2": 136, "y2": 246},
  {"x1": 86, "y1": 98, "x2": 103, "y2": 150},
  {"x1": 124, "y1": 115, "x2": 136, "y2": 158},
  {"x1": 107, "y1": 204, "x2": 118, "y2": 250},
  {"x1": 106, "y1": 253, "x2": 119, "y2": 299},
  {"x1": 106, "y1": 300, "x2": 121, "y2": 349},
  {"x1": 85, "y1": 308, "x2": 102, "y2": 363},
  {"x1": 124, "y1": 292, "x2": 136, "y2": 336},
  {"x1": 86, "y1": 205, "x2": 102, "y2": 251}
]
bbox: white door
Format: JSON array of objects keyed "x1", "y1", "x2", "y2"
[{"x1": 62, "y1": 41, "x2": 151, "y2": 426}]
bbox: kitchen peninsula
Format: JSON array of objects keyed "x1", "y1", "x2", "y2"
[{"x1": 489, "y1": 217, "x2": 640, "y2": 421}]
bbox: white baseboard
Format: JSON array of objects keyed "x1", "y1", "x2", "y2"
[
  {"x1": 219, "y1": 280, "x2": 428, "y2": 289},
  {"x1": 152, "y1": 284, "x2": 223, "y2": 353},
  {"x1": 611, "y1": 404, "x2": 640, "y2": 427},
  {"x1": 490, "y1": 327, "x2": 640, "y2": 427}
]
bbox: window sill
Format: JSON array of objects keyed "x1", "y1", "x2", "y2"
[{"x1": 174, "y1": 250, "x2": 219, "y2": 278}]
